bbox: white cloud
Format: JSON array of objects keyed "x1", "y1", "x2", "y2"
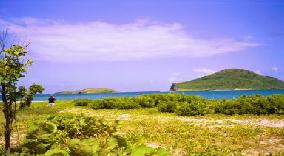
[
  {"x1": 0, "y1": 18, "x2": 259, "y2": 62},
  {"x1": 168, "y1": 72, "x2": 181, "y2": 83},
  {"x1": 272, "y1": 67, "x2": 279, "y2": 72},
  {"x1": 193, "y1": 68, "x2": 216, "y2": 76}
]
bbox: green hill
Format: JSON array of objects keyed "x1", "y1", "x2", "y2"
[
  {"x1": 55, "y1": 88, "x2": 115, "y2": 94},
  {"x1": 170, "y1": 69, "x2": 284, "y2": 91}
]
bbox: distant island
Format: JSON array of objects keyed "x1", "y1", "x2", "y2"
[
  {"x1": 170, "y1": 69, "x2": 284, "y2": 91},
  {"x1": 55, "y1": 88, "x2": 116, "y2": 94}
]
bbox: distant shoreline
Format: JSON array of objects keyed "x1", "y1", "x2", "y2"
[{"x1": 174, "y1": 88, "x2": 284, "y2": 91}]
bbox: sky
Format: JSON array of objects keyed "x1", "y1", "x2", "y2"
[{"x1": 0, "y1": 0, "x2": 284, "y2": 93}]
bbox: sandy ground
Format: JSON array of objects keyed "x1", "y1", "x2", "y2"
[{"x1": 60, "y1": 108, "x2": 284, "y2": 128}]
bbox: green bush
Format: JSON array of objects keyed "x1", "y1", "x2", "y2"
[
  {"x1": 22, "y1": 115, "x2": 118, "y2": 154},
  {"x1": 215, "y1": 95, "x2": 284, "y2": 115},
  {"x1": 22, "y1": 114, "x2": 169, "y2": 155},
  {"x1": 44, "y1": 148, "x2": 69, "y2": 156},
  {"x1": 175, "y1": 102, "x2": 200, "y2": 116},
  {"x1": 90, "y1": 94, "x2": 284, "y2": 115},
  {"x1": 146, "y1": 94, "x2": 188, "y2": 104},
  {"x1": 91, "y1": 94, "x2": 207, "y2": 110},
  {"x1": 22, "y1": 121, "x2": 58, "y2": 154},
  {"x1": 92, "y1": 97, "x2": 140, "y2": 109},
  {"x1": 157, "y1": 101, "x2": 176, "y2": 113},
  {"x1": 175, "y1": 96, "x2": 208, "y2": 116},
  {"x1": 72, "y1": 99, "x2": 93, "y2": 106},
  {"x1": 50, "y1": 115, "x2": 118, "y2": 138},
  {"x1": 134, "y1": 96, "x2": 156, "y2": 108},
  {"x1": 68, "y1": 138, "x2": 100, "y2": 156},
  {"x1": 91, "y1": 100, "x2": 103, "y2": 109},
  {"x1": 268, "y1": 94, "x2": 284, "y2": 114},
  {"x1": 215, "y1": 100, "x2": 241, "y2": 115}
]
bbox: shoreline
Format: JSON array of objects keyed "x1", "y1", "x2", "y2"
[{"x1": 174, "y1": 88, "x2": 284, "y2": 92}]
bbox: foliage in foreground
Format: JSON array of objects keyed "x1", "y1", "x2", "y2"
[
  {"x1": 0, "y1": 100, "x2": 283, "y2": 155},
  {"x1": 0, "y1": 43, "x2": 45, "y2": 151},
  {"x1": 20, "y1": 114, "x2": 169, "y2": 155},
  {"x1": 73, "y1": 94, "x2": 284, "y2": 116}
]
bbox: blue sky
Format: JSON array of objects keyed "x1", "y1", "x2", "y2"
[{"x1": 1, "y1": 0, "x2": 284, "y2": 93}]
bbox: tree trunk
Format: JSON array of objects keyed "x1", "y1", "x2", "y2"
[
  {"x1": 4, "y1": 114, "x2": 11, "y2": 152},
  {"x1": 1, "y1": 83, "x2": 11, "y2": 152}
]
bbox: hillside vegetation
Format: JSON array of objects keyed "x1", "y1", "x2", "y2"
[
  {"x1": 55, "y1": 88, "x2": 115, "y2": 94},
  {"x1": 171, "y1": 69, "x2": 284, "y2": 91}
]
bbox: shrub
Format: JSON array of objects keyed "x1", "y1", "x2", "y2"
[
  {"x1": 67, "y1": 136, "x2": 169, "y2": 156},
  {"x1": 22, "y1": 121, "x2": 58, "y2": 154},
  {"x1": 116, "y1": 102, "x2": 141, "y2": 109},
  {"x1": 22, "y1": 114, "x2": 169, "y2": 155},
  {"x1": 91, "y1": 100, "x2": 104, "y2": 109},
  {"x1": 157, "y1": 101, "x2": 176, "y2": 113},
  {"x1": 22, "y1": 115, "x2": 118, "y2": 154},
  {"x1": 175, "y1": 102, "x2": 196, "y2": 116},
  {"x1": 68, "y1": 138, "x2": 100, "y2": 156},
  {"x1": 175, "y1": 96, "x2": 208, "y2": 116},
  {"x1": 146, "y1": 94, "x2": 189, "y2": 104},
  {"x1": 134, "y1": 96, "x2": 156, "y2": 108},
  {"x1": 44, "y1": 148, "x2": 69, "y2": 156},
  {"x1": 204, "y1": 99, "x2": 223, "y2": 114},
  {"x1": 72, "y1": 99, "x2": 93, "y2": 106},
  {"x1": 216, "y1": 100, "x2": 241, "y2": 115},
  {"x1": 90, "y1": 94, "x2": 284, "y2": 115},
  {"x1": 92, "y1": 97, "x2": 140, "y2": 109},
  {"x1": 268, "y1": 94, "x2": 284, "y2": 114},
  {"x1": 49, "y1": 115, "x2": 118, "y2": 138},
  {"x1": 215, "y1": 95, "x2": 284, "y2": 115}
]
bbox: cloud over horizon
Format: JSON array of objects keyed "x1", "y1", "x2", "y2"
[
  {"x1": 1, "y1": 18, "x2": 259, "y2": 62},
  {"x1": 193, "y1": 68, "x2": 216, "y2": 76}
]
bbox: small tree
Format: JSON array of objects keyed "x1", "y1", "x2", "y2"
[
  {"x1": 0, "y1": 29, "x2": 43, "y2": 152},
  {"x1": 0, "y1": 44, "x2": 33, "y2": 151},
  {"x1": 20, "y1": 84, "x2": 45, "y2": 108}
]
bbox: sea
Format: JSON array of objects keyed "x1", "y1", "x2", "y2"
[{"x1": 32, "y1": 89, "x2": 284, "y2": 101}]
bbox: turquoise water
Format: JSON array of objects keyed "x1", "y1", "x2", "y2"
[{"x1": 33, "y1": 89, "x2": 284, "y2": 101}]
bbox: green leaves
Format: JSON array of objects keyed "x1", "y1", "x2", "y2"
[
  {"x1": 44, "y1": 148, "x2": 69, "y2": 156},
  {"x1": 216, "y1": 95, "x2": 284, "y2": 115},
  {"x1": 29, "y1": 84, "x2": 45, "y2": 95},
  {"x1": 20, "y1": 84, "x2": 45, "y2": 108},
  {"x1": 22, "y1": 114, "x2": 170, "y2": 155},
  {"x1": 87, "y1": 93, "x2": 284, "y2": 116},
  {"x1": 0, "y1": 44, "x2": 40, "y2": 152},
  {"x1": 72, "y1": 99, "x2": 93, "y2": 106},
  {"x1": 131, "y1": 145, "x2": 169, "y2": 156},
  {"x1": 157, "y1": 102, "x2": 176, "y2": 113},
  {"x1": 68, "y1": 138, "x2": 100, "y2": 156},
  {"x1": 4, "y1": 45, "x2": 27, "y2": 57},
  {"x1": 0, "y1": 44, "x2": 31, "y2": 85}
]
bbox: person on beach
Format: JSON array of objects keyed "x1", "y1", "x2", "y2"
[{"x1": 48, "y1": 96, "x2": 56, "y2": 106}]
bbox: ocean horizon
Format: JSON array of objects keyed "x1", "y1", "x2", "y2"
[{"x1": 28, "y1": 89, "x2": 284, "y2": 101}]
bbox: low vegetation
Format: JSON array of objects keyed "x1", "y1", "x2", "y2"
[
  {"x1": 73, "y1": 94, "x2": 284, "y2": 116},
  {"x1": 21, "y1": 114, "x2": 168, "y2": 155},
  {"x1": 0, "y1": 94, "x2": 283, "y2": 155}
]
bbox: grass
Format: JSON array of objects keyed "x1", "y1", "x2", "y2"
[{"x1": 0, "y1": 100, "x2": 284, "y2": 155}]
